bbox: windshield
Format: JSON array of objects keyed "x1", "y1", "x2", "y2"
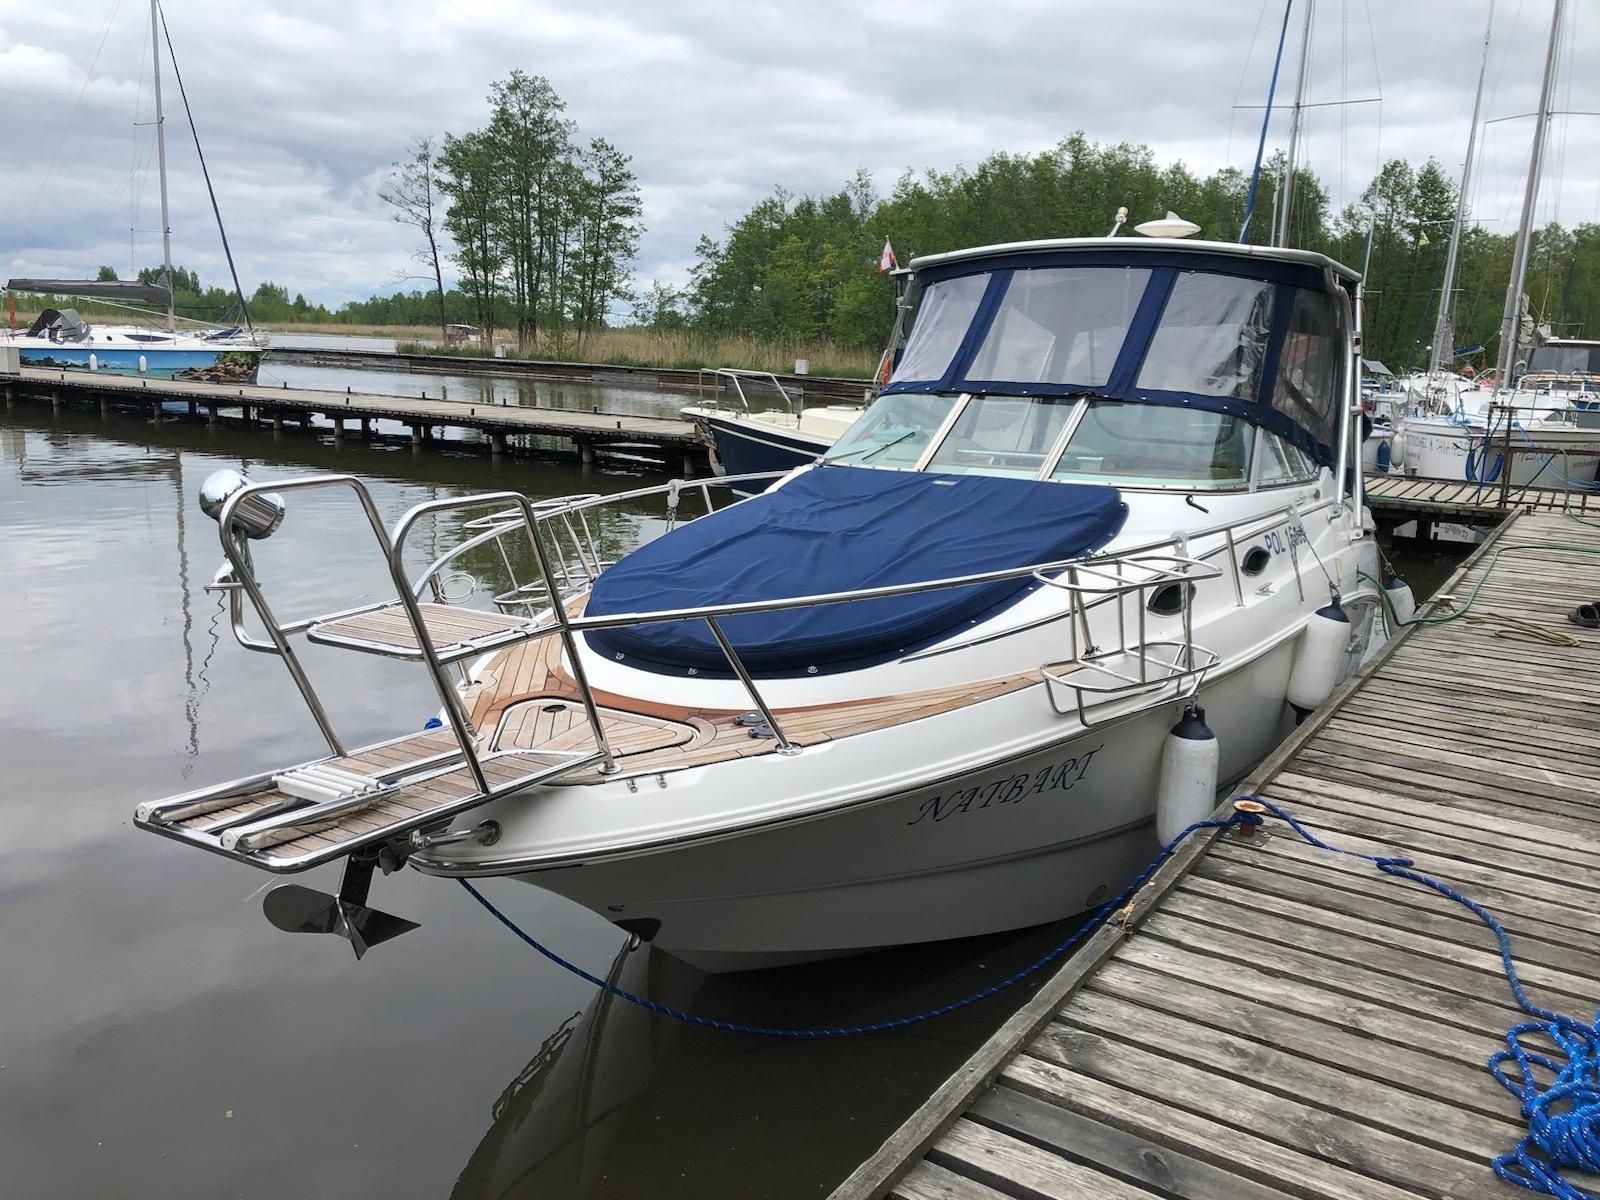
[
  {"x1": 823, "y1": 392, "x2": 960, "y2": 468},
  {"x1": 1050, "y1": 401, "x2": 1256, "y2": 490},
  {"x1": 924, "y1": 395, "x2": 1079, "y2": 477},
  {"x1": 1526, "y1": 344, "x2": 1600, "y2": 377}
]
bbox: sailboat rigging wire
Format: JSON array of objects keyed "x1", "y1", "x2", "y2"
[
  {"x1": 1226, "y1": 0, "x2": 1276, "y2": 171},
  {"x1": 19, "y1": 0, "x2": 127, "y2": 245},
  {"x1": 1240, "y1": 0, "x2": 1296, "y2": 243},
  {"x1": 157, "y1": 2, "x2": 253, "y2": 332}
]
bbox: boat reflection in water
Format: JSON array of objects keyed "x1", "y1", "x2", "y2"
[{"x1": 448, "y1": 914, "x2": 1087, "y2": 1199}]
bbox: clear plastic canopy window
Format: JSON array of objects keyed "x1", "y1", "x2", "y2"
[
  {"x1": 966, "y1": 267, "x2": 1150, "y2": 386},
  {"x1": 889, "y1": 273, "x2": 990, "y2": 383},
  {"x1": 1137, "y1": 272, "x2": 1273, "y2": 399}
]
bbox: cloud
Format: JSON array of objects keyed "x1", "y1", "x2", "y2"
[{"x1": 3, "y1": 0, "x2": 1596, "y2": 308}]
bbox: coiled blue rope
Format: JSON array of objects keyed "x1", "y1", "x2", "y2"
[
  {"x1": 1242, "y1": 798, "x2": 1599, "y2": 1199},
  {"x1": 457, "y1": 809, "x2": 1250, "y2": 1038},
  {"x1": 462, "y1": 799, "x2": 1600, "y2": 1196}
]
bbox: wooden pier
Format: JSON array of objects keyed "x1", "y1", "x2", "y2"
[
  {"x1": 1, "y1": 366, "x2": 709, "y2": 470},
  {"x1": 834, "y1": 509, "x2": 1600, "y2": 1200},
  {"x1": 1364, "y1": 471, "x2": 1600, "y2": 524}
]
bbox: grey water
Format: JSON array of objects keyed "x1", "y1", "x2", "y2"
[
  {"x1": 0, "y1": 392, "x2": 1467, "y2": 1199},
  {"x1": 0, "y1": 399, "x2": 1105, "y2": 1200}
]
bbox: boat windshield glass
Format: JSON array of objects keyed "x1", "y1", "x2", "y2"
[
  {"x1": 923, "y1": 395, "x2": 1079, "y2": 477},
  {"x1": 1526, "y1": 344, "x2": 1600, "y2": 377},
  {"x1": 1049, "y1": 400, "x2": 1256, "y2": 490},
  {"x1": 823, "y1": 392, "x2": 960, "y2": 467}
]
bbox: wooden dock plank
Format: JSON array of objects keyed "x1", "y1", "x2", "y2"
[{"x1": 834, "y1": 510, "x2": 1599, "y2": 1200}]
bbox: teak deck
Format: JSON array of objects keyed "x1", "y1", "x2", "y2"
[
  {"x1": 168, "y1": 602, "x2": 1044, "y2": 867},
  {"x1": 462, "y1": 627, "x2": 1045, "y2": 780},
  {"x1": 832, "y1": 508, "x2": 1600, "y2": 1200}
]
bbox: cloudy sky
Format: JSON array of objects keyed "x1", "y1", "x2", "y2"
[{"x1": 3, "y1": 0, "x2": 1596, "y2": 309}]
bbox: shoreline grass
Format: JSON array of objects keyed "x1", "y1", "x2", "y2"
[{"x1": 396, "y1": 328, "x2": 878, "y2": 379}]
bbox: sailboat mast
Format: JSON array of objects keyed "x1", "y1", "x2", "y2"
[
  {"x1": 1430, "y1": 0, "x2": 1494, "y2": 376},
  {"x1": 1275, "y1": 0, "x2": 1316, "y2": 247},
  {"x1": 149, "y1": 0, "x2": 176, "y2": 333},
  {"x1": 1494, "y1": 0, "x2": 1564, "y2": 392}
]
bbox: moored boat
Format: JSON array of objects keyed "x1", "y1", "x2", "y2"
[{"x1": 134, "y1": 234, "x2": 1388, "y2": 972}]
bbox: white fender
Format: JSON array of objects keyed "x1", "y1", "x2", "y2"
[
  {"x1": 1287, "y1": 594, "x2": 1350, "y2": 712},
  {"x1": 1388, "y1": 428, "x2": 1406, "y2": 467},
  {"x1": 1383, "y1": 575, "x2": 1416, "y2": 628},
  {"x1": 1157, "y1": 703, "x2": 1220, "y2": 846}
]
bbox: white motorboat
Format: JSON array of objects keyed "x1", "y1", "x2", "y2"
[
  {"x1": 134, "y1": 236, "x2": 1388, "y2": 972},
  {"x1": 682, "y1": 369, "x2": 865, "y2": 494}
]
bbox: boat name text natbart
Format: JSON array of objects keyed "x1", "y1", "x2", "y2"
[{"x1": 905, "y1": 746, "x2": 1103, "y2": 826}]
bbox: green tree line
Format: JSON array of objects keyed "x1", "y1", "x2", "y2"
[{"x1": 663, "y1": 133, "x2": 1594, "y2": 373}]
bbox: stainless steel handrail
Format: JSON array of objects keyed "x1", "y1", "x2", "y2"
[
  {"x1": 390, "y1": 491, "x2": 620, "y2": 775},
  {"x1": 694, "y1": 368, "x2": 802, "y2": 415}
]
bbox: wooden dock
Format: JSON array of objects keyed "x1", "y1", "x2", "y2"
[
  {"x1": 1363, "y1": 471, "x2": 1600, "y2": 524},
  {"x1": 1, "y1": 366, "x2": 708, "y2": 469},
  {"x1": 834, "y1": 509, "x2": 1600, "y2": 1200}
]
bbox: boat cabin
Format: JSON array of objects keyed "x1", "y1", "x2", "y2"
[
  {"x1": 582, "y1": 241, "x2": 1365, "y2": 678},
  {"x1": 842, "y1": 238, "x2": 1362, "y2": 491}
]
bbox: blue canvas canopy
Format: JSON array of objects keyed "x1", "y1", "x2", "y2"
[
  {"x1": 584, "y1": 466, "x2": 1126, "y2": 676},
  {"x1": 882, "y1": 241, "x2": 1354, "y2": 469}
]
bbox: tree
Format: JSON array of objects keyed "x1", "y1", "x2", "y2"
[
  {"x1": 630, "y1": 281, "x2": 686, "y2": 330},
  {"x1": 96, "y1": 266, "x2": 119, "y2": 281},
  {"x1": 567, "y1": 137, "x2": 643, "y2": 347},
  {"x1": 438, "y1": 130, "x2": 505, "y2": 343},
  {"x1": 484, "y1": 70, "x2": 575, "y2": 351},
  {"x1": 378, "y1": 135, "x2": 449, "y2": 342}
]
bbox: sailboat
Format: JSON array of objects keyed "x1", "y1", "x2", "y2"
[
  {"x1": 2, "y1": 0, "x2": 267, "y2": 384},
  {"x1": 1388, "y1": 0, "x2": 1599, "y2": 491}
]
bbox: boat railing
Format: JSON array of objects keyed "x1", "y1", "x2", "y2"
[
  {"x1": 309, "y1": 476, "x2": 1349, "y2": 741},
  {"x1": 201, "y1": 468, "x2": 1351, "y2": 796},
  {"x1": 693, "y1": 368, "x2": 804, "y2": 415}
]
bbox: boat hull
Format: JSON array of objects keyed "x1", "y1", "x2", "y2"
[
  {"x1": 16, "y1": 345, "x2": 262, "y2": 383},
  {"x1": 1395, "y1": 417, "x2": 1600, "y2": 490},
  {"x1": 692, "y1": 411, "x2": 830, "y2": 493},
  {"x1": 498, "y1": 641, "x2": 1300, "y2": 972}
]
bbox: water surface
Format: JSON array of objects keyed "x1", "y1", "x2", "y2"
[{"x1": 0, "y1": 406, "x2": 1094, "y2": 1199}]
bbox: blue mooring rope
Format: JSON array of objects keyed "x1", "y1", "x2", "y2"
[{"x1": 459, "y1": 798, "x2": 1600, "y2": 1196}]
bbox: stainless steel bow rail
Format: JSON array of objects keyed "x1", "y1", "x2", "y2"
[
  {"x1": 693, "y1": 368, "x2": 807, "y2": 414},
  {"x1": 133, "y1": 466, "x2": 1346, "y2": 955}
]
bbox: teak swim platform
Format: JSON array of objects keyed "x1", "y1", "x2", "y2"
[{"x1": 832, "y1": 508, "x2": 1600, "y2": 1200}]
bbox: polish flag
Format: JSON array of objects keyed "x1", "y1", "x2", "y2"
[{"x1": 878, "y1": 240, "x2": 896, "y2": 273}]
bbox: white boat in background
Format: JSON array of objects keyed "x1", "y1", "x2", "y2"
[
  {"x1": 2, "y1": 0, "x2": 266, "y2": 383},
  {"x1": 682, "y1": 369, "x2": 864, "y2": 494},
  {"x1": 134, "y1": 233, "x2": 1388, "y2": 972},
  {"x1": 1, "y1": 303, "x2": 265, "y2": 383},
  {"x1": 1387, "y1": 0, "x2": 1600, "y2": 493}
]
